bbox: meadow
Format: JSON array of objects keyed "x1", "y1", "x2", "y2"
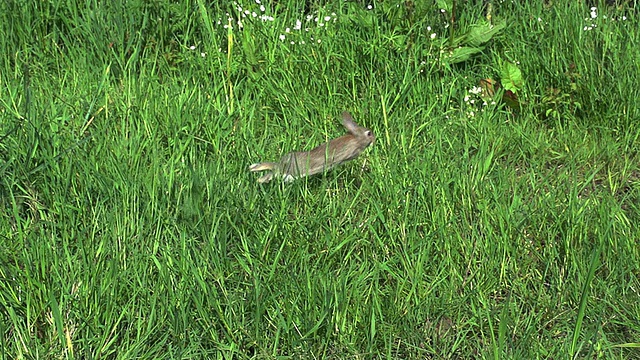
[{"x1": 1, "y1": 0, "x2": 639, "y2": 358}]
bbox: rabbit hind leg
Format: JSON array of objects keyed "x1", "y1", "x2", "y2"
[
  {"x1": 257, "y1": 173, "x2": 275, "y2": 183},
  {"x1": 249, "y1": 162, "x2": 278, "y2": 172}
]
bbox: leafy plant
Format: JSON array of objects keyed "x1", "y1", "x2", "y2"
[
  {"x1": 539, "y1": 63, "x2": 583, "y2": 122},
  {"x1": 499, "y1": 60, "x2": 523, "y2": 94},
  {"x1": 442, "y1": 20, "x2": 506, "y2": 66}
]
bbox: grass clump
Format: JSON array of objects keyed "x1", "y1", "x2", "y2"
[{"x1": 1, "y1": 0, "x2": 639, "y2": 358}]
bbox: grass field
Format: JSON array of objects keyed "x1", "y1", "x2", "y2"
[{"x1": 1, "y1": 0, "x2": 639, "y2": 358}]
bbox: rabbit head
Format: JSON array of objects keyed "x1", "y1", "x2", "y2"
[{"x1": 337, "y1": 111, "x2": 375, "y2": 159}]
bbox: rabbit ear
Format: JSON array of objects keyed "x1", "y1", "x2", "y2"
[{"x1": 341, "y1": 111, "x2": 360, "y2": 133}]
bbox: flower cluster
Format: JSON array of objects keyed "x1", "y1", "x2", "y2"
[
  {"x1": 278, "y1": 13, "x2": 337, "y2": 45},
  {"x1": 584, "y1": 6, "x2": 627, "y2": 31},
  {"x1": 463, "y1": 84, "x2": 497, "y2": 119}
]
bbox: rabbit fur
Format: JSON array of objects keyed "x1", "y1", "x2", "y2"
[{"x1": 249, "y1": 111, "x2": 374, "y2": 183}]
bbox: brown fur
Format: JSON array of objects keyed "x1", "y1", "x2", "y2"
[{"x1": 249, "y1": 111, "x2": 374, "y2": 183}]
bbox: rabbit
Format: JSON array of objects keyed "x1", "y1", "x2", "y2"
[{"x1": 249, "y1": 111, "x2": 375, "y2": 183}]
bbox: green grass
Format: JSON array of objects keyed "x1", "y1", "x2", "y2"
[{"x1": 1, "y1": 0, "x2": 639, "y2": 358}]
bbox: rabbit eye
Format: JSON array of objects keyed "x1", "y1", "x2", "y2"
[{"x1": 366, "y1": 131, "x2": 373, "y2": 137}]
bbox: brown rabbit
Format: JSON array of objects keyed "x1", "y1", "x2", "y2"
[{"x1": 249, "y1": 111, "x2": 375, "y2": 183}]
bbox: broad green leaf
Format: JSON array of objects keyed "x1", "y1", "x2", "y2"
[
  {"x1": 466, "y1": 20, "x2": 506, "y2": 47},
  {"x1": 444, "y1": 46, "x2": 484, "y2": 64},
  {"x1": 500, "y1": 61, "x2": 524, "y2": 93},
  {"x1": 437, "y1": 0, "x2": 452, "y2": 12}
]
